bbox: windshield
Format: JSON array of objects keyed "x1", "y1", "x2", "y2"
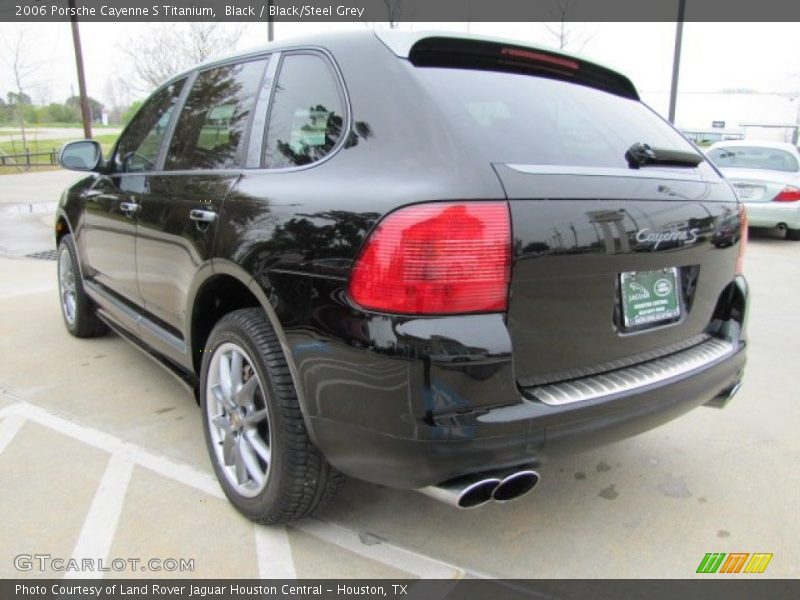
[
  {"x1": 413, "y1": 67, "x2": 699, "y2": 169},
  {"x1": 707, "y1": 146, "x2": 799, "y2": 173}
]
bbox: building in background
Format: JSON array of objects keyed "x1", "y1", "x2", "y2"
[{"x1": 642, "y1": 91, "x2": 800, "y2": 144}]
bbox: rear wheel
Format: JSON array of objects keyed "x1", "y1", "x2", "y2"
[
  {"x1": 57, "y1": 234, "x2": 108, "y2": 338},
  {"x1": 786, "y1": 228, "x2": 800, "y2": 241},
  {"x1": 200, "y1": 308, "x2": 343, "y2": 524}
]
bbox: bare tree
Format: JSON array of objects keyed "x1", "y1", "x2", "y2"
[
  {"x1": 1, "y1": 27, "x2": 40, "y2": 159},
  {"x1": 104, "y1": 75, "x2": 133, "y2": 125},
  {"x1": 120, "y1": 23, "x2": 245, "y2": 91},
  {"x1": 383, "y1": 0, "x2": 403, "y2": 27},
  {"x1": 363, "y1": 1, "x2": 404, "y2": 29},
  {"x1": 542, "y1": 0, "x2": 594, "y2": 53}
]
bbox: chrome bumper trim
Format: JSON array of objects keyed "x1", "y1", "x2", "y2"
[{"x1": 526, "y1": 337, "x2": 737, "y2": 406}]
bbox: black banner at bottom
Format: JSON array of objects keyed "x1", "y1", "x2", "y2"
[{"x1": 3, "y1": 579, "x2": 800, "y2": 600}]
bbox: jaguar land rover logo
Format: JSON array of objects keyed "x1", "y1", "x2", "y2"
[
  {"x1": 654, "y1": 278, "x2": 673, "y2": 297},
  {"x1": 636, "y1": 227, "x2": 701, "y2": 249}
]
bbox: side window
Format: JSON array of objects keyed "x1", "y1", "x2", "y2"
[
  {"x1": 264, "y1": 53, "x2": 345, "y2": 169},
  {"x1": 165, "y1": 59, "x2": 268, "y2": 171},
  {"x1": 115, "y1": 79, "x2": 185, "y2": 173}
]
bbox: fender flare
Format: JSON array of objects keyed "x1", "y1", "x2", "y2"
[{"x1": 186, "y1": 259, "x2": 317, "y2": 440}]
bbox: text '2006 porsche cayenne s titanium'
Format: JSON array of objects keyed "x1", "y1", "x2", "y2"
[{"x1": 55, "y1": 31, "x2": 748, "y2": 523}]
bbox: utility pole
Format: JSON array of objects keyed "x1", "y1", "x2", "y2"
[
  {"x1": 267, "y1": 0, "x2": 274, "y2": 41},
  {"x1": 68, "y1": 0, "x2": 92, "y2": 139},
  {"x1": 668, "y1": 0, "x2": 686, "y2": 124}
]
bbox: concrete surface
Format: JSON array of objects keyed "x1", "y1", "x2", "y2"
[
  {"x1": 0, "y1": 169, "x2": 81, "y2": 205},
  {"x1": 0, "y1": 171, "x2": 797, "y2": 579}
]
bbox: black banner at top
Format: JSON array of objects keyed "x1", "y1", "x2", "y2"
[{"x1": 3, "y1": 0, "x2": 800, "y2": 23}]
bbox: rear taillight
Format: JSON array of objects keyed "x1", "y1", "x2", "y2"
[
  {"x1": 736, "y1": 204, "x2": 747, "y2": 276},
  {"x1": 774, "y1": 186, "x2": 800, "y2": 202},
  {"x1": 348, "y1": 202, "x2": 511, "y2": 315}
]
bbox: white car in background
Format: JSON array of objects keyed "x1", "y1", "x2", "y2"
[{"x1": 707, "y1": 141, "x2": 800, "y2": 240}]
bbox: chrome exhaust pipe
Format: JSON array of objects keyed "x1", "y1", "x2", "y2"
[
  {"x1": 419, "y1": 475, "x2": 501, "y2": 509},
  {"x1": 419, "y1": 466, "x2": 541, "y2": 508},
  {"x1": 492, "y1": 469, "x2": 540, "y2": 503},
  {"x1": 705, "y1": 380, "x2": 743, "y2": 409}
]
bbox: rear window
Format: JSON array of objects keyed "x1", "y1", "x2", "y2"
[
  {"x1": 707, "y1": 146, "x2": 799, "y2": 173},
  {"x1": 414, "y1": 68, "x2": 698, "y2": 169}
]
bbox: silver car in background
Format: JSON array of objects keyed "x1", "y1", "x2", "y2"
[{"x1": 707, "y1": 141, "x2": 800, "y2": 240}]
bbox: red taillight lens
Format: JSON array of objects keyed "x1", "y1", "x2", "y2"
[
  {"x1": 774, "y1": 186, "x2": 800, "y2": 202},
  {"x1": 736, "y1": 204, "x2": 747, "y2": 275},
  {"x1": 348, "y1": 202, "x2": 511, "y2": 315}
]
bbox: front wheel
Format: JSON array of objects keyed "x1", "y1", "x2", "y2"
[
  {"x1": 57, "y1": 234, "x2": 108, "y2": 338},
  {"x1": 200, "y1": 308, "x2": 343, "y2": 524}
]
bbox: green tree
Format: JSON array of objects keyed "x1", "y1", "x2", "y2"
[
  {"x1": 122, "y1": 100, "x2": 143, "y2": 124},
  {"x1": 66, "y1": 95, "x2": 105, "y2": 122},
  {"x1": 7, "y1": 91, "x2": 32, "y2": 105},
  {"x1": 41, "y1": 102, "x2": 80, "y2": 123},
  {"x1": 0, "y1": 97, "x2": 10, "y2": 124}
]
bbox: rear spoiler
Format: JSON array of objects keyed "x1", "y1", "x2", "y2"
[{"x1": 402, "y1": 36, "x2": 639, "y2": 101}]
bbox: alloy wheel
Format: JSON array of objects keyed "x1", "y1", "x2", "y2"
[
  {"x1": 205, "y1": 342, "x2": 272, "y2": 498},
  {"x1": 58, "y1": 247, "x2": 77, "y2": 326}
]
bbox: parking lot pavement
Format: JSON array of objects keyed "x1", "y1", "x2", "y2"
[
  {"x1": 0, "y1": 176, "x2": 797, "y2": 578},
  {"x1": 0, "y1": 169, "x2": 81, "y2": 206}
]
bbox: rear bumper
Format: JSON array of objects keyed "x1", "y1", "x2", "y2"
[
  {"x1": 294, "y1": 276, "x2": 748, "y2": 490},
  {"x1": 745, "y1": 201, "x2": 800, "y2": 229},
  {"x1": 309, "y1": 342, "x2": 745, "y2": 488}
]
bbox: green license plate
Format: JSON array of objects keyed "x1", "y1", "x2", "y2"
[{"x1": 620, "y1": 268, "x2": 681, "y2": 328}]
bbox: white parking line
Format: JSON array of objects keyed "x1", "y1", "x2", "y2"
[
  {"x1": 1, "y1": 400, "x2": 224, "y2": 499},
  {"x1": 255, "y1": 526, "x2": 297, "y2": 578},
  {"x1": 65, "y1": 454, "x2": 135, "y2": 580},
  {"x1": 0, "y1": 393, "x2": 476, "y2": 579},
  {"x1": 0, "y1": 412, "x2": 25, "y2": 455},
  {"x1": 293, "y1": 520, "x2": 463, "y2": 579}
]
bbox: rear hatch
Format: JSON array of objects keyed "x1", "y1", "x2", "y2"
[{"x1": 409, "y1": 37, "x2": 742, "y2": 385}]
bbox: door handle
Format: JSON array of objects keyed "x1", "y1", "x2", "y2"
[
  {"x1": 120, "y1": 202, "x2": 140, "y2": 214},
  {"x1": 189, "y1": 209, "x2": 217, "y2": 223}
]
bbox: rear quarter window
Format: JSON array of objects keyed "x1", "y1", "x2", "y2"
[{"x1": 263, "y1": 53, "x2": 346, "y2": 169}]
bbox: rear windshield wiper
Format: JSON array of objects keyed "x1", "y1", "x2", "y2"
[{"x1": 625, "y1": 142, "x2": 704, "y2": 169}]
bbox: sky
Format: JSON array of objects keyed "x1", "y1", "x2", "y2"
[{"x1": 1, "y1": 20, "x2": 799, "y2": 122}]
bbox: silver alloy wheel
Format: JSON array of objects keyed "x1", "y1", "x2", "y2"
[
  {"x1": 206, "y1": 342, "x2": 271, "y2": 498},
  {"x1": 58, "y1": 246, "x2": 77, "y2": 326}
]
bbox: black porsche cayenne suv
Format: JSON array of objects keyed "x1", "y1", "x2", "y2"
[{"x1": 55, "y1": 31, "x2": 748, "y2": 523}]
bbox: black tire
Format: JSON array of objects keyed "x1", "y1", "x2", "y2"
[
  {"x1": 786, "y1": 228, "x2": 800, "y2": 241},
  {"x1": 200, "y1": 308, "x2": 343, "y2": 524},
  {"x1": 57, "y1": 234, "x2": 108, "y2": 338}
]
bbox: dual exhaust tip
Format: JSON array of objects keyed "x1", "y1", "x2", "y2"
[{"x1": 421, "y1": 468, "x2": 540, "y2": 509}]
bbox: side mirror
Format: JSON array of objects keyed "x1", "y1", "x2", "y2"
[{"x1": 59, "y1": 140, "x2": 102, "y2": 172}]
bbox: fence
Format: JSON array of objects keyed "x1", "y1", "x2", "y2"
[{"x1": 0, "y1": 148, "x2": 59, "y2": 170}]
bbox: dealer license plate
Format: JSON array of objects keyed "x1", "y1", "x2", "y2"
[
  {"x1": 620, "y1": 268, "x2": 681, "y2": 328},
  {"x1": 732, "y1": 183, "x2": 764, "y2": 201}
]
